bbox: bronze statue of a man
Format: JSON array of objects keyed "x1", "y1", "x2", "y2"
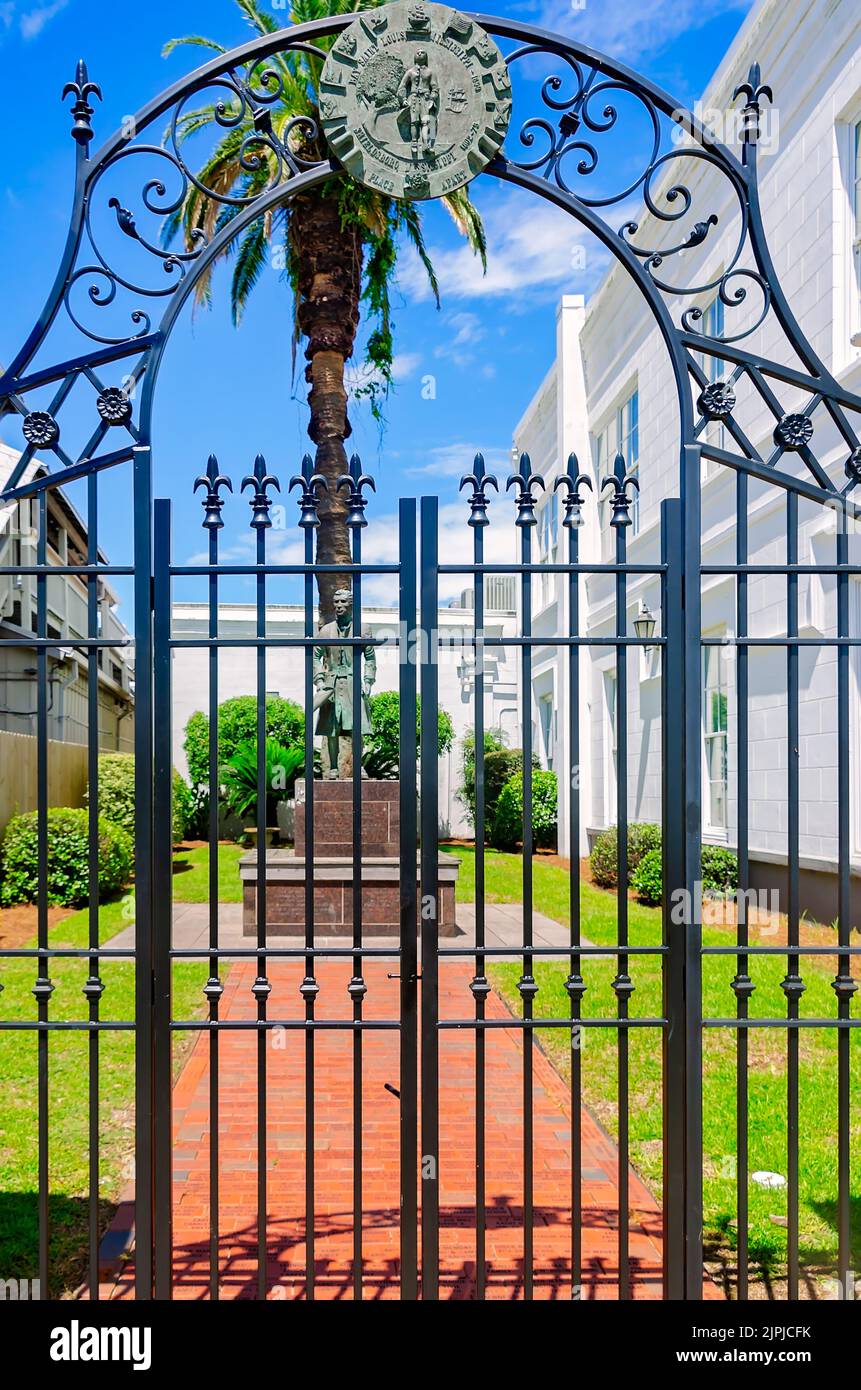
[
  {"x1": 313, "y1": 588, "x2": 376, "y2": 779},
  {"x1": 398, "y1": 49, "x2": 439, "y2": 160}
]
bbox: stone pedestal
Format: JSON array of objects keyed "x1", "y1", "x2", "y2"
[
  {"x1": 240, "y1": 778, "x2": 459, "y2": 937},
  {"x1": 294, "y1": 778, "x2": 399, "y2": 858}
]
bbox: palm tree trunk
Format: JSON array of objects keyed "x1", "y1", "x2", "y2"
[{"x1": 291, "y1": 186, "x2": 363, "y2": 625}]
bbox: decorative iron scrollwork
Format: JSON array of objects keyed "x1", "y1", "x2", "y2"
[
  {"x1": 289, "y1": 453, "x2": 328, "y2": 529},
  {"x1": 194, "y1": 454, "x2": 233, "y2": 530},
  {"x1": 506, "y1": 453, "x2": 545, "y2": 526},
  {"x1": 554, "y1": 452, "x2": 593, "y2": 528},
  {"x1": 601, "y1": 451, "x2": 639, "y2": 529},
  {"x1": 460, "y1": 453, "x2": 499, "y2": 527},
  {"x1": 241, "y1": 453, "x2": 280, "y2": 529},
  {"x1": 336, "y1": 454, "x2": 376, "y2": 528}
]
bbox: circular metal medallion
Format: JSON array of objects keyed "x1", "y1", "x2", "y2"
[{"x1": 319, "y1": 1, "x2": 511, "y2": 201}]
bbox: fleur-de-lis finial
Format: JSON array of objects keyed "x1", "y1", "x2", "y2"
[
  {"x1": 733, "y1": 61, "x2": 773, "y2": 146},
  {"x1": 288, "y1": 453, "x2": 328, "y2": 529},
  {"x1": 193, "y1": 454, "x2": 233, "y2": 530},
  {"x1": 506, "y1": 452, "x2": 546, "y2": 527},
  {"x1": 459, "y1": 453, "x2": 499, "y2": 527},
  {"x1": 601, "y1": 451, "x2": 640, "y2": 529},
  {"x1": 336, "y1": 453, "x2": 376, "y2": 528},
  {"x1": 62, "y1": 59, "x2": 102, "y2": 146},
  {"x1": 554, "y1": 452, "x2": 593, "y2": 528},
  {"x1": 241, "y1": 453, "x2": 280, "y2": 529}
]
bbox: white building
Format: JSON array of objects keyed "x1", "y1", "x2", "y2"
[
  {"x1": 171, "y1": 590, "x2": 519, "y2": 837},
  {"x1": 0, "y1": 443, "x2": 135, "y2": 752},
  {"x1": 514, "y1": 0, "x2": 861, "y2": 919}
]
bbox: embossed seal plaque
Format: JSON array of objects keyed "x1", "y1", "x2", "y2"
[{"x1": 319, "y1": 1, "x2": 511, "y2": 200}]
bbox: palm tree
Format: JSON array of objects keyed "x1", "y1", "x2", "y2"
[{"x1": 164, "y1": 0, "x2": 486, "y2": 620}]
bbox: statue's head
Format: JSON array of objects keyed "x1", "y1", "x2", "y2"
[
  {"x1": 333, "y1": 588, "x2": 352, "y2": 620},
  {"x1": 415, "y1": 49, "x2": 428, "y2": 67}
]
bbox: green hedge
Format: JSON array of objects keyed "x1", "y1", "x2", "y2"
[
  {"x1": 0, "y1": 807, "x2": 133, "y2": 907},
  {"x1": 589, "y1": 823, "x2": 662, "y2": 888},
  {"x1": 362, "y1": 690, "x2": 454, "y2": 780},
  {"x1": 85, "y1": 752, "x2": 190, "y2": 845},
  {"x1": 490, "y1": 769, "x2": 558, "y2": 851},
  {"x1": 184, "y1": 696, "x2": 305, "y2": 790},
  {"x1": 458, "y1": 731, "x2": 540, "y2": 833},
  {"x1": 630, "y1": 841, "x2": 740, "y2": 905}
]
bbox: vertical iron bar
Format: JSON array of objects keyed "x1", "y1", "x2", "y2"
[
  {"x1": 615, "y1": 518, "x2": 630, "y2": 1301},
  {"x1": 785, "y1": 490, "x2": 800, "y2": 1300},
  {"x1": 568, "y1": 509, "x2": 582, "y2": 1299},
  {"x1": 661, "y1": 498, "x2": 685, "y2": 1299},
  {"x1": 303, "y1": 515, "x2": 316, "y2": 1299},
  {"x1": 419, "y1": 496, "x2": 439, "y2": 1299},
  {"x1": 735, "y1": 471, "x2": 750, "y2": 1301},
  {"x1": 153, "y1": 500, "x2": 174, "y2": 1299},
  {"x1": 207, "y1": 512, "x2": 221, "y2": 1300},
  {"x1": 520, "y1": 509, "x2": 535, "y2": 1301},
  {"x1": 398, "y1": 499, "x2": 418, "y2": 1300},
  {"x1": 36, "y1": 490, "x2": 49, "y2": 1297},
  {"x1": 351, "y1": 523, "x2": 364, "y2": 1299},
  {"x1": 682, "y1": 445, "x2": 704, "y2": 1300},
  {"x1": 133, "y1": 445, "x2": 154, "y2": 1299},
  {"x1": 256, "y1": 518, "x2": 268, "y2": 1301},
  {"x1": 473, "y1": 516, "x2": 487, "y2": 1300},
  {"x1": 86, "y1": 470, "x2": 101, "y2": 1300},
  {"x1": 835, "y1": 517, "x2": 852, "y2": 1293}
]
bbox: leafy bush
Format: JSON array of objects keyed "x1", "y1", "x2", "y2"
[
  {"x1": 85, "y1": 753, "x2": 190, "y2": 845},
  {"x1": 630, "y1": 843, "x2": 739, "y2": 904},
  {"x1": 184, "y1": 696, "x2": 305, "y2": 789},
  {"x1": 490, "y1": 769, "x2": 558, "y2": 852},
  {"x1": 1, "y1": 807, "x2": 133, "y2": 907},
  {"x1": 362, "y1": 690, "x2": 454, "y2": 781},
  {"x1": 631, "y1": 847, "x2": 663, "y2": 905},
  {"x1": 589, "y1": 822, "x2": 662, "y2": 889},
  {"x1": 458, "y1": 732, "x2": 541, "y2": 834},
  {"x1": 220, "y1": 739, "x2": 305, "y2": 824},
  {"x1": 701, "y1": 845, "x2": 739, "y2": 895}
]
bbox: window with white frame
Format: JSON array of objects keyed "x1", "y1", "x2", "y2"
[
  {"x1": 702, "y1": 643, "x2": 728, "y2": 834},
  {"x1": 594, "y1": 387, "x2": 639, "y2": 556},
  {"x1": 539, "y1": 692, "x2": 555, "y2": 771}
]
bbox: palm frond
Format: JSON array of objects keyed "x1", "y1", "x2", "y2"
[
  {"x1": 398, "y1": 201, "x2": 440, "y2": 308},
  {"x1": 162, "y1": 35, "x2": 227, "y2": 58},
  {"x1": 236, "y1": 0, "x2": 281, "y2": 36},
  {"x1": 231, "y1": 219, "x2": 270, "y2": 324},
  {"x1": 441, "y1": 187, "x2": 487, "y2": 271}
]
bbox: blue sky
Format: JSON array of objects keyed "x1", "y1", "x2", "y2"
[{"x1": 0, "y1": 0, "x2": 755, "y2": 615}]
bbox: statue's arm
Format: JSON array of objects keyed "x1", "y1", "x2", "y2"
[{"x1": 363, "y1": 641, "x2": 377, "y2": 692}]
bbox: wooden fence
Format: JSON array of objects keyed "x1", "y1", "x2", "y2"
[{"x1": 0, "y1": 729, "x2": 89, "y2": 833}]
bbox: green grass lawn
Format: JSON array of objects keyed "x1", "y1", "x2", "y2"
[
  {"x1": 171, "y1": 841, "x2": 245, "y2": 902},
  {"x1": 0, "y1": 885, "x2": 214, "y2": 1294},
  {"x1": 449, "y1": 846, "x2": 861, "y2": 1286}
]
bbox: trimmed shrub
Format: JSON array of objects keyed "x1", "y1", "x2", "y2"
[
  {"x1": 362, "y1": 691, "x2": 454, "y2": 781},
  {"x1": 590, "y1": 822, "x2": 662, "y2": 889},
  {"x1": 86, "y1": 753, "x2": 191, "y2": 846},
  {"x1": 701, "y1": 845, "x2": 739, "y2": 895},
  {"x1": 490, "y1": 769, "x2": 558, "y2": 852},
  {"x1": 631, "y1": 847, "x2": 663, "y2": 905},
  {"x1": 630, "y1": 843, "x2": 739, "y2": 905},
  {"x1": 458, "y1": 734, "x2": 540, "y2": 835},
  {"x1": 183, "y1": 696, "x2": 305, "y2": 790},
  {"x1": 0, "y1": 807, "x2": 133, "y2": 907}
]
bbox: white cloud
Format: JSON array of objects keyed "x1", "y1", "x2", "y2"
[
  {"x1": 19, "y1": 0, "x2": 68, "y2": 39},
  {"x1": 398, "y1": 194, "x2": 608, "y2": 303},
  {"x1": 404, "y1": 440, "x2": 510, "y2": 479},
  {"x1": 434, "y1": 311, "x2": 484, "y2": 367},
  {"x1": 538, "y1": 0, "x2": 753, "y2": 64}
]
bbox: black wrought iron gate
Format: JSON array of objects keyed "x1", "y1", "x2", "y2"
[{"x1": 1, "y1": 7, "x2": 861, "y2": 1304}]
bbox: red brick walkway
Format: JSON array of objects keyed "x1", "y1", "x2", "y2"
[{"x1": 107, "y1": 960, "x2": 704, "y2": 1300}]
